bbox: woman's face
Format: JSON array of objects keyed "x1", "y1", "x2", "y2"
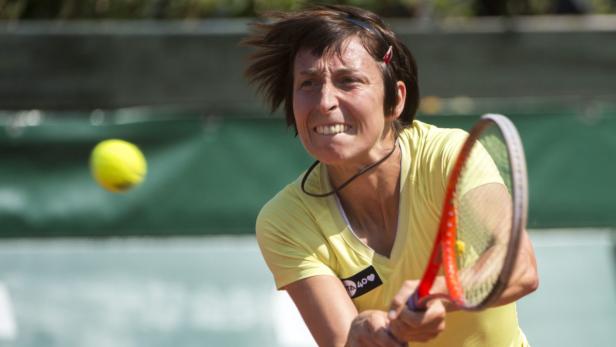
[{"x1": 292, "y1": 37, "x2": 403, "y2": 167}]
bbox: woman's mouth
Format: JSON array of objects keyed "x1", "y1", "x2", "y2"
[{"x1": 314, "y1": 124, "x2": 351, "y2": 135}]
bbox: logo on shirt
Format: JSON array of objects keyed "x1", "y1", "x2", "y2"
[{"x1": 341, "y1": 266, "x2": 383, "y2": 299}]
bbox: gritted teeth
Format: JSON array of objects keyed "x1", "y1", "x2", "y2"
[{"x1": 314, "y1": 124, "x2": 351, "y2": 135}]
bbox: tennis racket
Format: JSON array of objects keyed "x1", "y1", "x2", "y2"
[{"x1": 407, "y1": 113, "x2": 528, "y2": 311}]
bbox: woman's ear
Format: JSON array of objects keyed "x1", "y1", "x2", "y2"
[{"x1": 390, "y1": 80, "x2": 406, "y2": 120}]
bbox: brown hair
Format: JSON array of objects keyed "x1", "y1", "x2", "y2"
[{"x1": 243, "y1": 4, "x2": 419, "y2": 133}]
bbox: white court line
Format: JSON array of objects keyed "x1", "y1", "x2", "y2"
[{"x1": 0, "y1": 283, "x2": 17, "y2": 340}]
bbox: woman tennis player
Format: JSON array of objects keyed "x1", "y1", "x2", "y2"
[{"x1": 245, "y1": 5, "x2": 538, "y2": 346}]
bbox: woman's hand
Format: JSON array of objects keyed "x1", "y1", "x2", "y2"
[
  {"x1": 346, "y1": 310, "x2": 404, "y2": 347},
  {"x1": 386, "y1": 280, "x2": 447, "y2": 343}
]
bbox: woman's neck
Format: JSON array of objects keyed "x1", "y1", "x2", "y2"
[{"x1": 329, "y1": 142, "x2": 401, "y2": 257}]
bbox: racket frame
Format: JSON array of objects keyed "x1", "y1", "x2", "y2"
[{"x1": 407, "y1": 113, "x2": 528, "y2": 311}]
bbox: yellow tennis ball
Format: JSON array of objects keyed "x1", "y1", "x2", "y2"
[
  {"x1": 455, "y1": 240, "x2": 466, "y2": 255},
  {"x1": 90, "y1": 139, "x2": 147, "y2": 193}
]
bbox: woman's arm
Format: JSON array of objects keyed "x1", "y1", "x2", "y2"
[
  {"x1": 388, "y1": 230, "x2": 538, "y2": 315},
  {"x1": 285, "y1": 275, "x2": 404, "y2": 347},
  {"x1": 487, "y1": 229, "x2": 539, "y2": 306},
  {"x1": 285, "y1": 275, "x2": 357, "y2": 347},
  {"x1": 386, "y1": 230, "x2": 537, "y2": 342}
]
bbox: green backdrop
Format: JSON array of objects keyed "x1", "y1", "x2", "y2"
[{"x1": 1, "y1": 103, "x2": 614, "y2": 237}]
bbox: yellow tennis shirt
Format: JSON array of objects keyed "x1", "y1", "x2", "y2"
[{"x1": 256, "y1": 120, "x2": 528, "y2": 347}]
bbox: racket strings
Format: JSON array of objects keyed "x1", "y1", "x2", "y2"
[{"x1": 453, "y1": 125, "x2": 515, "y2": 307}]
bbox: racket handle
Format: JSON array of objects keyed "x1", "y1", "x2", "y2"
[{"x1": 406, "y1": 290, "x2": 426, "y2": 312}]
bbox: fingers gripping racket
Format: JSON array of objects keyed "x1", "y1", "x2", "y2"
[{"x1": 407, "y1": 114, "x2": 528, "y2": 311}]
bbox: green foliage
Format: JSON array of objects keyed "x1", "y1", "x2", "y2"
[{"x1": 0, "y1": 0, "x2": 613, "y2": 20}]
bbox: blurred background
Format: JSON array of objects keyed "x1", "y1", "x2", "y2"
[{"x1": 0, "y1": 0, "x2": 615, "y2": 346}]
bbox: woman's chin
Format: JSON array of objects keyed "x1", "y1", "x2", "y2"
[{"x1": 310, "y1": 149, "x2": 354, "y2": 166}]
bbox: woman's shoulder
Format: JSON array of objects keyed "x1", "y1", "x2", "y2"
[
  {"x1": 255, "y1": 175, "x2": 337, "y2": 264},
  {"x1": 257, "y1": 178, "x2": 303, "y2": 225},
  {"x1": 400, "y1": 120, "x2": 468, "y2": 157},
  {"x1": 256, "y1": 175, "x2": 328, "y2": 236},
  {"x1": 402, "y1": 120, "x2": 467, "y2": 143}
]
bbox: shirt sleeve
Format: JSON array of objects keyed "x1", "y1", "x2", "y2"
[
  {"x1": 255, "y1": 189, "x2": 337, "y2": 290},
  {"x1": 435, "y1": 128, "x2": 504, "y2": 197}
]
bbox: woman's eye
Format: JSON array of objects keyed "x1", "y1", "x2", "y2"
[
  {"x1": 299, "y1": 80, "x2": 315, "y2": 89},
  {"x1": 340, "y1": 76, "x2": 360, "y2": 85}
]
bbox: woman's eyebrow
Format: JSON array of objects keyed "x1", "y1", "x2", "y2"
[
  {"x1": 334, "y1": 67, "x2": 362, "y2": 75},
  {"x1": 297, "y1": 68, "x2": 320, "y2": 76},
  {"x1": 297, "y1": 66, "x2": 366, "y2": 79}
]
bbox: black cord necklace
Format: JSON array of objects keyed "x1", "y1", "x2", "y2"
[{"x1": 301, "y1": 141, "x2": 398, "y2": 198}]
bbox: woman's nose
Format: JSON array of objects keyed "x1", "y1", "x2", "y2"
[{"x1": 317, "y1": 82, "x2": 339, "y2": 113}]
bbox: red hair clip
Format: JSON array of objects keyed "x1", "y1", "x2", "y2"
[{"x1": 383, "y1": 46, "x2": 393, "y2": 64}]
